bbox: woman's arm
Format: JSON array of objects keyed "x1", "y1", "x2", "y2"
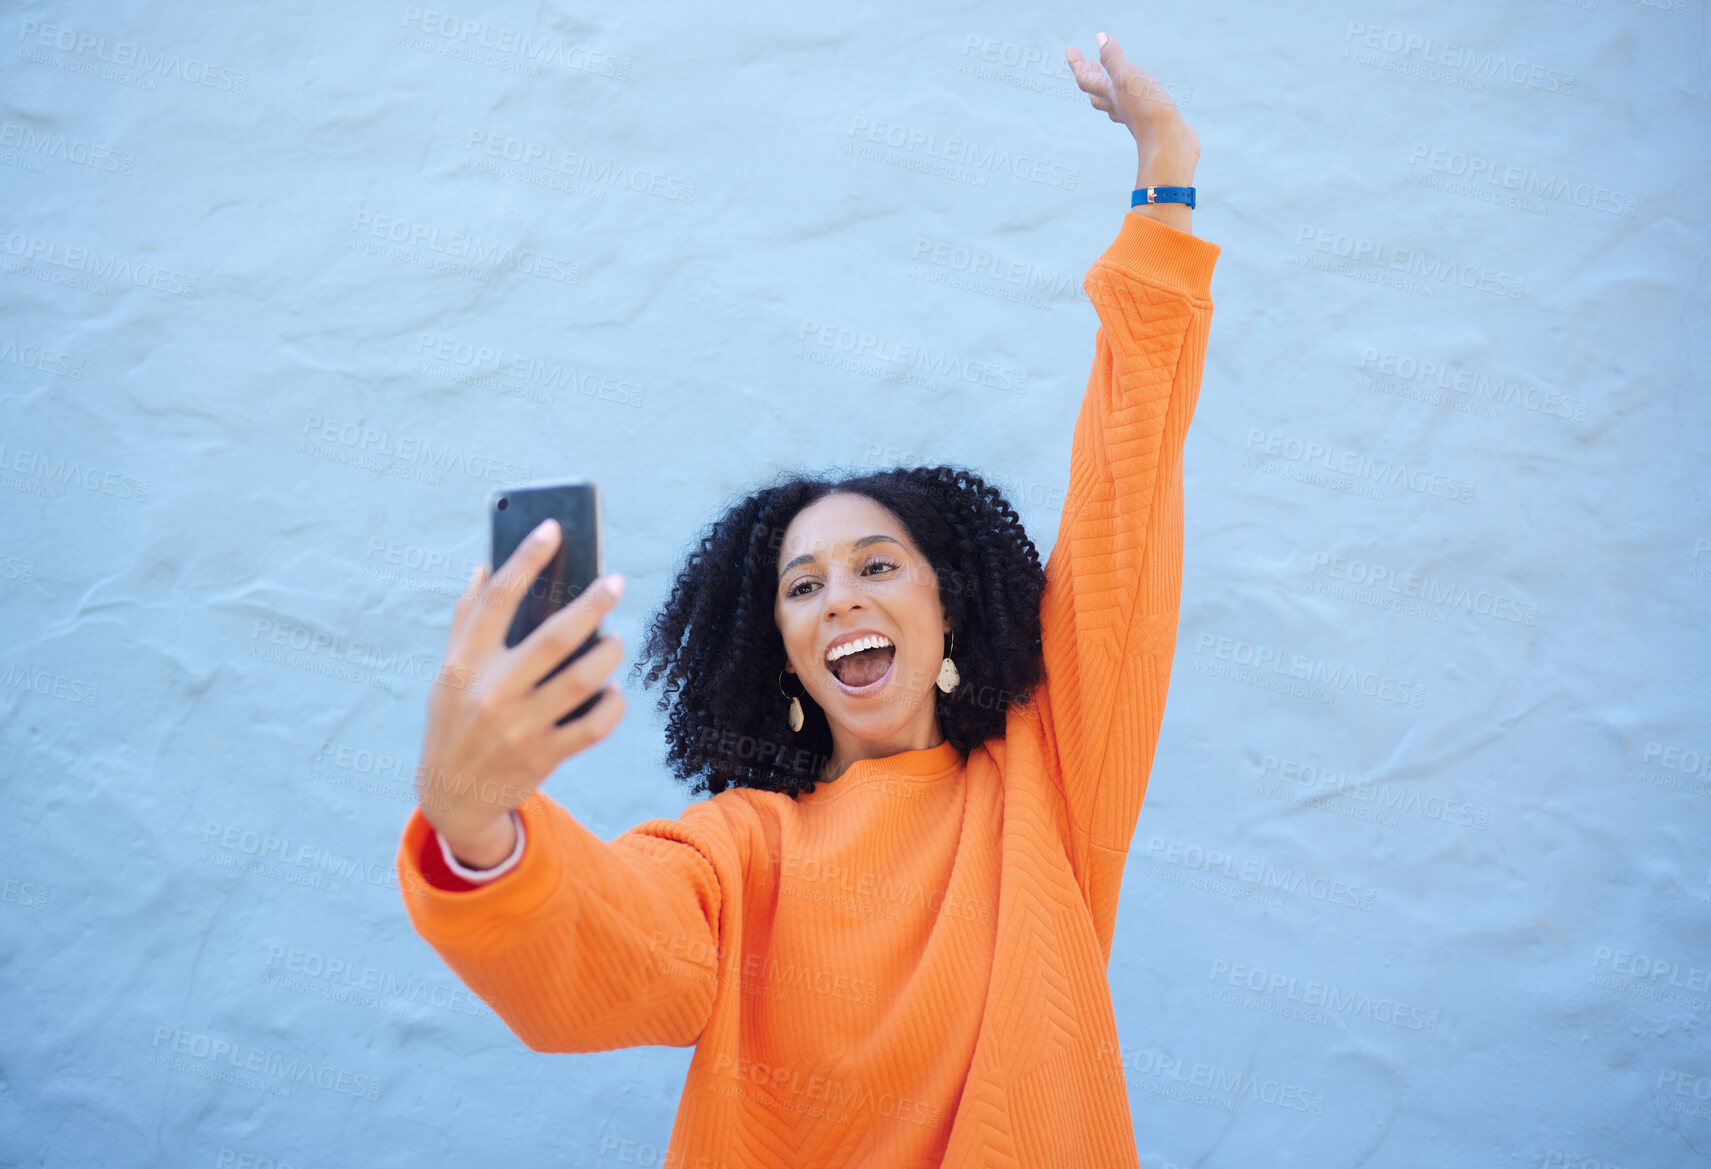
[
  {"x1": 395, "y1": 526, "x2": 739, "y2": 1051},
  {"x1": 1033, "y1": 35, "x2": 1221, "y2": 959},
  {"x1": 397, "y1": 790, "x2": 740, "y2": 1053}
]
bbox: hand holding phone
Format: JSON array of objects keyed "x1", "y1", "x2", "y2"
[{"x1": 414, "y1": 501, "x2": 626, "y2": 861}]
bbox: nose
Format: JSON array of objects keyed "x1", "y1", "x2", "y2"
[{"x1": 818, "y1": 564, "x2": 868, "y2": 618}]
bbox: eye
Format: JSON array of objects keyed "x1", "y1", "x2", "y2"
[{"x1": 783, "y1": 558, "x2": 899, "y2": 598}]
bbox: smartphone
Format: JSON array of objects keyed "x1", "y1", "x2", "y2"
[{"x1": 488, "y1": 479, "x2": 605, "y2": 726}]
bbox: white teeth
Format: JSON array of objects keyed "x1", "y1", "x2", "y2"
[{"x1": 825, "y1": 633, "x2": 894, "y2": 664}]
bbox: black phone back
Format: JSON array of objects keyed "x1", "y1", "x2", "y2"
[{"x1": 488, "y1": 480, "x2": 603, "y2": 723}]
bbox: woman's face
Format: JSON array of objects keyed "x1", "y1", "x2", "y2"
[{"x1": 773, "y1": 492, "x2": 948, "y2": 748}]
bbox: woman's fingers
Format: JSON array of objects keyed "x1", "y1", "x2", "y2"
[
  {"x1": 1097, "y1": 34, "x2": 1181, "y2": 125},
  {"x1": 466, "y1": 518, "x2": 562, "y2": 652},
  {"x1": 1065, "y1": 43, "x2": 1124, "y2": 124},
  {"x1": 1065, "y1": 44, "x2": 1112, "y2": 105},
  {"x1": 521, "y1": 630, "x2": 625, "y2": 724},
  {"x1": 545, "y1": 682, "x2": 626, "y2": 759},
  {"x1": 1068, "y1": 34, "x2": 1186, "y2": 131},
  {"x1": 508, "y1": 573, "x2": 623, "y2": 693},
  {"x1": 446, "y1": 561, "x2": 490, "y2": 646}
]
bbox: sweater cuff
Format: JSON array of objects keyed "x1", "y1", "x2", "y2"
[
  {"x1": 1089, "y1": 210, "x2": 1221, "y2": 304},
  {"x1": 437, "y1": 810, "x2": 526, "y2": 882},
  {"x1": 398, "y1": 790, "x2": 570, "y2": 939}
]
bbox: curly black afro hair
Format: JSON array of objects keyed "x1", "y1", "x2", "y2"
[{"x1": 628, "y1": 464, "x2": 1048, "y2": 799}]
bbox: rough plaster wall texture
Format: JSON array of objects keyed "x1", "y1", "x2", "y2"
[{"x1": 1, "y1": 2, "x2": 1707, "y2": 1167}]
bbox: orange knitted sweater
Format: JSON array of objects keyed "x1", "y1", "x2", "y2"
[{"x1": 396, "y1": 210, "x2": 1220, "y2": 1168}]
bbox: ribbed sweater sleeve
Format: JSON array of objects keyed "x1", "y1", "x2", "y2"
[
  {"x1": 395, "y1": 790, "x2": 740, "y2": 1053},
  {"x1": 1035, "y1": 210, "x2": 1220, "y2": 961}
]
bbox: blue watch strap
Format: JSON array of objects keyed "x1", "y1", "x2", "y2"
[{"x1": 1131, "y1": 185, "x2": 1196, "y2": 210}]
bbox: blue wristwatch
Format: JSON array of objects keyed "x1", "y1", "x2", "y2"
[{"x1": 1132, "y1": 186, "x2": 1196, "y2": 210}]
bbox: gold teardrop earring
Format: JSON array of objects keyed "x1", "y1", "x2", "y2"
[
  {"x1": 936, "y1": 628, "x2": 960, "y2": 694},
  {"x1": 779, "y1": 666, "x2": 804, "y2": 732}
]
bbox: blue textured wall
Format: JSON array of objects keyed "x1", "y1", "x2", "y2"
[{"x1": 3, "y1": 3, "x2": 1708, "y2": 1167}]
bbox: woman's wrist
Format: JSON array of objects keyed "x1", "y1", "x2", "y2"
[
  {"x1": 1133, "y1": 142, "x2": 1197, "y2": 189},
  {"x1": 441, "y1": 811, "x2": 520, "y2": 869},
  {"x1": 1130, "y1": 145, "x2": 1197, "y2": 232}
]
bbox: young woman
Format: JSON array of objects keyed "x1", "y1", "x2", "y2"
[{"x1": 398, "y1": 33, "x2": 1220, "y2": 1169}]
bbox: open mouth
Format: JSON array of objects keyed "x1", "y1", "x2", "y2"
[{"x1": 826, "y1": 643, "x2": 897, "y2": 695}]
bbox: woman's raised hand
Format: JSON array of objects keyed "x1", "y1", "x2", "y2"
[
  {"x1": 1065, "y1": 32, "x2": 1199, "y2": 159},
  {"x1": 1065, "y1": 32, "x2": 1200, "y2": 227},
  {"x1": 415, "y1": 518, "x2": 628, "y2": 865}
]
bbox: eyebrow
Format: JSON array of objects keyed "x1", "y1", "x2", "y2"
[{"x1": 778, "y1": 534, "x2": 905, "y2": 581}]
